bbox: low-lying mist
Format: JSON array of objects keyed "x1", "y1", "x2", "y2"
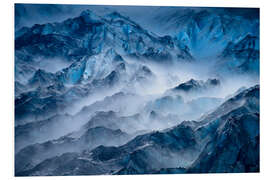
[{"x1": 15, "y1": 51, "x2": 259, "y2": 171}]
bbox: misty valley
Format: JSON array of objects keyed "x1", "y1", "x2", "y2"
[{"x1": 15, "y1": 5, "x2": 259, "y2": 176}]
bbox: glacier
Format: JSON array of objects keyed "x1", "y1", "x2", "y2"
[{"x1": 14, "y1": 4, "x2": 259, "y2": 176}]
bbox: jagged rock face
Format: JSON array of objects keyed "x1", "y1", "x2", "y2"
[
  {"x1": 16, "y1": 85, "x2": 260, "y2": 176},
  {"x1": 170, "y1": 78, "x2": 221, "y2": 98},
  {"x1": 15, "y1": 10, "x2": 193, "y2": 65},
  {"x1": 174, "y1": 78, "x2": 220, "y2": 91},
  {"x1": 188, "y1": 113, "x2": 259, "y2": 173},
  {"x1": 14, "y1": 48, "x2": 130, "y2": 124},
  {"x1": 152, "y1": 8, "x2": 259, "y2": 59},
  {"x1": 15, "y1": 126, "x2": 131, "y2": 174},
  {"x1": 15, "y1": 5, "x2": 259, "y2": 176},
  {"x1": 217, "y1": 35, "x2": 259, "y2": 75}
]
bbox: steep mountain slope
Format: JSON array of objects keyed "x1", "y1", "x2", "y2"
[
  {"x1": 15, "y1": 126, "x2": 131, "y2": 174},
  {"x1": 15, "y1": 10, "x2": 193, "y2": 64},
  {"x1": 16, "y1": 85, "x2": 259, "y2": 176},
  {"x1": 15, "y1": 9, "x2": 193, "y2": 125},
  {"x1": 14, "y1": 8, "x2": 259, "y2": 125},
  {"x1": 14, "y1": 6, "x2": 259, "y2": 176},
  {"x1": 170, "y1": 78, "x2": 220, "y2": 95},
  {"x1": 188, "y1": 112, "x2": 259, "y2": 173},
  {"x1": 152, "y1": 8, "x2": 259, "y2": 59},
  {"x1": 217, "y1": 34, "x2": 259, "y2": 75}
]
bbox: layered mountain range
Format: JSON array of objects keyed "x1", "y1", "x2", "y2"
[{"x1": 15, "y1": 6, "x2": 259, "y2": 176}]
